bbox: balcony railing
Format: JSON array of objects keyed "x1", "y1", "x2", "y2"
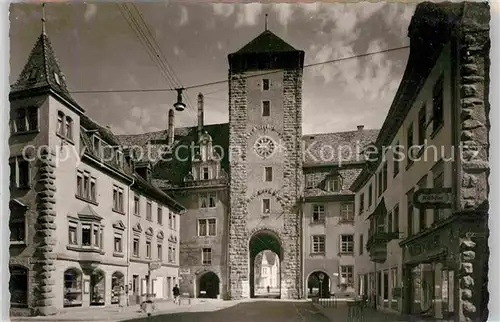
[
  {"x1": 366, "y1": 231, "x2": 399, "y2": 264},
  {"x1": 366, "y1": 231, "x2": 399, "y2": 248},
  {"x1": 182, "y1": 178, "x2": 228, "y2": 188}
]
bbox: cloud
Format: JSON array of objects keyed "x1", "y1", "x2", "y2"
[
  {"x1": 235, "y1": 3, "x2": 263, "y2": 27},
  {"x1": 271, "y1": 4, "x2": 294, "y2": 29},
  {"x1": 212, "y1": 3, "x2": 264, "y2": 28},
  {"x1": 173, "y1": 46, "x2": 181, "y2": 56},
  {"x1": 212, "y1": 4, "x2": 234, "y2": 17},
  {"x1": 84, "y1": 3, "x2": 97, "y2": 22},
  {"x1": 179, "y1": 6, "x2": 188, "y2": 26}
]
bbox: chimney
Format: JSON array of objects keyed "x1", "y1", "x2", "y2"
[
  {"x1": 197, "y1": 93, "x2": 204, "y2": 139},
  {"x1": 167, "y1": 109, "x2": 175, "y2": 146},
  {"x1": 357, "y1": 125, "x2": 364, "y2": 131}
]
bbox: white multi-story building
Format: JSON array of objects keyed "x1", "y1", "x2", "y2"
[
  {"x1": 9, "y1": 23, "x2": 184, "y2": 316},
  {"x1": 353, "y1": 3, "x2": 490, "y2": 322}
]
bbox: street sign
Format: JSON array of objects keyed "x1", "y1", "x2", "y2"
[{"x1": 413, "y1": 188, "x2": 453, "y2": 209}]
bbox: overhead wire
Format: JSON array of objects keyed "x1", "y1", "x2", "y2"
[
  {"x1": 69, "y1": 45, "x2": 410, "y2": 95},
  {"x1": 116, "y1": 3, "x2": 196, "y2": 119},
  {"x1": 126, "y1": 3, "x2": 197, "y2": 118}
]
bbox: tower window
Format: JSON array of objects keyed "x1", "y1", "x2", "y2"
[
  {"x1": 262, "y1": 101, "x2": 270, "y2": 117},
  {"x1": 262, "y1": 199, "x2": 271, "y2": 214},
  {"x1": 264, "y1": 167, "x2": 273, "y2": 182},
  {"x1": 203, "y1": 167, "x2": 210, "y2": 180},
  {"x1": 262, "y1": 79, "x2": 270, "y2": 91}
]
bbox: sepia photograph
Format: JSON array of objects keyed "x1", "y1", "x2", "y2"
[{"x1": 6, "y1": 1, "x2": 491, "y2": 321}]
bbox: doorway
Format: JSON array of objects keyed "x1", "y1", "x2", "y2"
[
  {"x1": 198, "y1": 271, "x2": 220, "y2": 298},
  {"x1": 90, "y1": 270, "x2": 105, "y2": 306},
  {"x1": 307, "y1": 271, "x2": 330, "y2": 299}
]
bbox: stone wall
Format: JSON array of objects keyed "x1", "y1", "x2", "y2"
[
  {"x1": 228, "y1": 68, "x2": 304, "y2": 299},
  {"x1": 33, "y1": 148, "x2": 58, "y2": 316},
  {"x1": 228, "y1": 73, "x2": 249, "y2": 299},
  {"x1": 457, "y1": 4, "x2": 490, "y2": 321}
]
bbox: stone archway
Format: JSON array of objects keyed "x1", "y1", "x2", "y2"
[
  {"x1": 198, "y1": 271, "x2": 220, "y2": 299},
  {"x1": 307, "y1": 271, "x2": 330, "y2": 299},
  {"x1": 249, "y1": 229, "x2": 282, "y2": 299}
]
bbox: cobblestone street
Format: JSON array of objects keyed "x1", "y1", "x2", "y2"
[{"x1": 123, "y1": 300, "x2": 331, "y2": 322}]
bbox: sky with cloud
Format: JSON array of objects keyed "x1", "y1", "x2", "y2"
[{"x1": 9, "y1": 2, "x2": 416, "y2": 135}]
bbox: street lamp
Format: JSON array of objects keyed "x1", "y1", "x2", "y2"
[
  {"x1": 318, "y1": 273, "x2": 325, "y2": 299},
  {"x1": 174, "y1": 88, "x2": 186, "y2": 111}
]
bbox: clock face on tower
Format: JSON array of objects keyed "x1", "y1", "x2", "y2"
[{"x1": 253, "y1": 136, "x2": 276, "y2": 159}]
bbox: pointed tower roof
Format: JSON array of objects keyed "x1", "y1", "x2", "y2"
[
  {"x1": 10, "y1": 31, "x2": 83, "y2": 113},
  {"x1": 228, "y1": 29, "x2": 304, "y2": 72},
  {"x1": 236, "y1": 30, "x2": 297, "y2": 54}
]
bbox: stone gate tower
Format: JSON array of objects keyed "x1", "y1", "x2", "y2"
[{"x1": 227, "y1": 29, "x2": 305, "y2": 299}]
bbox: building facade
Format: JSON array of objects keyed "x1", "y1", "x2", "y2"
[
  {"x1": 9, "y1": 27, "x2": 184, "y2": 316},
  {"x1": 122, "y1": 29, "x2": 380, "y2": 301},
  {"x1": 352, "y1": 2, "x2": 490, "y2": 321},
  {"x1": 302, "y1": 129, "x2": 378, "y2": 299}
]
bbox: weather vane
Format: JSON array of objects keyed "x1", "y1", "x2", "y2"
[{"x1": 265, "y1": 14, "x2": 268, "y2": 31}]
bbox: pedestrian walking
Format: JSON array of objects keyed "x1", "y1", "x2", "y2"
[
  {"x1": 119, "y1": 286, "x2": 126, "y2": 312},
  {"x1": 173, "y1": 284, "x2": 180, "y2": 305}
]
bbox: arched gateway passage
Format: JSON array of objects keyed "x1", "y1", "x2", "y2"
[
  {"x1": 198, "y1": 271, "x2": 220, "y2": 298},
  {"x1": 307, "y1": 271, "x2": 330, "y2": 299},
  {"x1": 249, "y1": 229, "x2": 282, "y2": 298}
]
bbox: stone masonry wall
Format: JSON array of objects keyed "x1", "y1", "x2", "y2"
[
  {"x1": 228, "y1": 73, "x2": 249, "y2": 299},
  {"x1": 228, "y1": 68, "x2": 304, "y2": 299},
  {"x1": 32, "y1": 148, "x2": 58, "y2": 316},
  {"x1": 457, "y1": 5, "x2": 490, "y2": 322},
  {"x1": 280, "y1": 69, "x2": 303, "y2": 299}
]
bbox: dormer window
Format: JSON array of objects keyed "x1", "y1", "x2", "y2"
[
  {"x1": 93, "y1": 135, "x2": 102, "y2": 158},
  {"x1": 202, "y1": 167, "x2": 209, "y2": 180},
  {"x1": 28, "y1": 69, "x2": 37, "y2": 81},
  {"x1": 54, "y1": 72, "x2": 61, "y2": 85},
  {"x1": 116, "y1": 150, "x2": 123, "y2": 168},
  {"x1": 325, "y1": 176, "x2": 341, "y2": 192}
]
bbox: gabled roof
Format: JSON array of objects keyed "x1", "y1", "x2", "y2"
[
  {"x1": 10, "y1": 32, "x2": 82, "y2": 112},
  {"x1": 236, "y1": 30, "x2": 297, "y2": 54},
  {"x1": 302, "y1": 129, "x2": 380, "y2": 166}
]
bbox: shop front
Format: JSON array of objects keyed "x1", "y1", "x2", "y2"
[
  {"x1": 401, "y1": 219, "x2": 456, "y2": 320},
  {"x1": 401, "y1": 211, "x2": 488, "y2": 322}
]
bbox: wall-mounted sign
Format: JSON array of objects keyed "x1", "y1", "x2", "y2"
[
  {"x1": 413, "y1": 188, "x2": 453, "y2": 209},
  {"x1": 149, "y1": 261, "x2": 162, "y2": 271},
  {"x1": 179, "y1": 268, "x2": 191, "y2": 275},
  {"x1": 392, "y1": 287, "x2": 402, "y2": 298},
  {"x1": 407, "y1": 232, "x2": 442, "y2": 257}
]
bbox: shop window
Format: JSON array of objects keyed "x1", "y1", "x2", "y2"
[{"x1": 63, "y1": 268, "x2": 82, "y2": 307}]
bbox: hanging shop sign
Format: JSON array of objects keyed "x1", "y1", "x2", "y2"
[{"x1": 413, "y1": 188, "x2": 453, "y2": 209}]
